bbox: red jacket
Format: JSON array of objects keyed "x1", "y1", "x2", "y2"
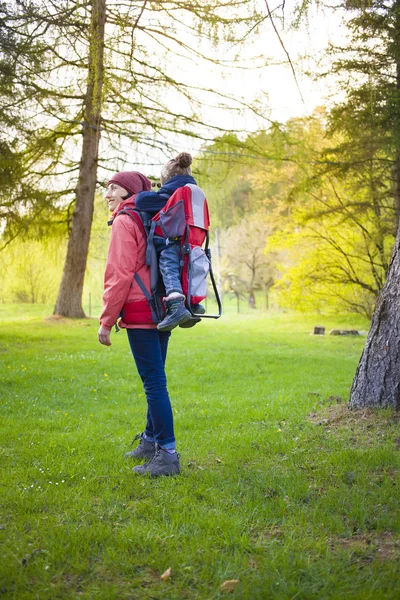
[{"x1": 100, "y1": 197, "x2": 156, "y2": 330}]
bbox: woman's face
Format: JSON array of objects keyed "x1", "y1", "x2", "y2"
[{"x1": 105, "y1": 183, "x2": 129, "y2": 212}]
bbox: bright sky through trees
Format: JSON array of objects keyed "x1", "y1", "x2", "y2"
[
  {"x1": 257, "y1": 5, "x2": 347, "y2": 122},
  {"x1": 118, "y1": 2, "x2": 347, "y2": 173}
]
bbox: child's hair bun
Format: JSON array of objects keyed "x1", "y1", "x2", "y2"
[
  {"x1": 176, "y1": 152, "x2": 192, "y2": 169},
  {"x1": 160, "y1": 151, "x2": 192, "y2": 184}
]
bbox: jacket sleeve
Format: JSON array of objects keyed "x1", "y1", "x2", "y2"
[
  {"x1": 100, "y1": 216, "x2": 139, "y2": 330},
  {"x1": 135, "y1": 190, "x2": 169, "y2": 214}
]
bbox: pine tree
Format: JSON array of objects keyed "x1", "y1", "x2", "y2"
[{"x1": 322, "y1": 0, "x2": 400, "y2": 408}]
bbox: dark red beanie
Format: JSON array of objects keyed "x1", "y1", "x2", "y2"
[{"x1": 107, "y1": 171, "x2": 151, "y2": 197}]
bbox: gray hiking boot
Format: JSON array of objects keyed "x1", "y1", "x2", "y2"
[
  {"x1": 179, "y1": 303, "x2": 205, "y2": 328},
  {"x1": 132, "y1": 445, "x2": 180, "y2": 477},
  {"x1": 157, "y1": 298, "x2": 191, "y2": 332},
  {"x1": 125, "y1": 433, "x2": 156, "y2": 460}
]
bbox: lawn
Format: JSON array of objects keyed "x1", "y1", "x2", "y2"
[{"x1": 1, "y1": 306, "x2": 399, "y2": 599}]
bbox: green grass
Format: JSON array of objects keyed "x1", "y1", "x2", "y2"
[{"x1": 1, "y1": 305, "x2": 399, "y2": 599}]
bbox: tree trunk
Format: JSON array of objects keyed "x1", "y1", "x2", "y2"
[
  {"x1": 54, "y1": 0, "x2": 106, "y2": 318},
  {"x1": 395, "y1": 61, "x2": 400, "y2": 225},
  {"x1": 349, "y1": 224, "x2": 400, "y2": 409},
  {"x1": 248, "y1": 290, "x2": 256, "y2": 308}
]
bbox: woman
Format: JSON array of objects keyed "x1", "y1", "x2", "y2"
[{"x1": 98, "y1": 170, "x2": 180, "y2": 477}]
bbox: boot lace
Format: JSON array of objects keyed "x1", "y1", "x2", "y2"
[{"x1": 129, "y1": 433, "x2": 142, "y2": 446}]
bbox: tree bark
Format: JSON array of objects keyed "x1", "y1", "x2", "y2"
[
  {"x1": 349, "y1": 223, "x2": 400, "y2": 409},
  {"x1": 54, "y1": 0, "x2": 106, "y2": 318},
  {"x1": 394, "y1": 60, "x2": 400, "y2": 226}
]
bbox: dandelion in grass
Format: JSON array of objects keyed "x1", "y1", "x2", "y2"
[{"x1": 277, "y1": 429, "x2": 281, "y2": 432}]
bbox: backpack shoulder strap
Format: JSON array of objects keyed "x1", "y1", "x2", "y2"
[
  {"x1": 117, "y1": 207, "x2": 160, "y2": 269},
  {"x1": 115, "y1": 207, "x2": 147, "y2": 241}
]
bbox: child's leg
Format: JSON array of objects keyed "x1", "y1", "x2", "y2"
[{"x1": 159, "y1": 241, "x2": 183, "y2": 297}]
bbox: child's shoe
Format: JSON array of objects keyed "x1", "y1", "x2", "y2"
[
  {"x1": 157, "y1": 297, "x2": 191, "y2": 332},
  {"x1": 192, "y1": 303, "x2": 205, "y2": 314},
  {"x1": 179, "y1": 303, "x2": 205, "y2": 328}
]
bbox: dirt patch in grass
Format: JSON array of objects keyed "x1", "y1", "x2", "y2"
[
  {"x1": 250, "y1": 525, "x2": 283, "y2": 546},
  {"x1": 44, "y1": 315, "x2": 73, "y2": 324},
  {"x1": 308, "y1": 404, "x2": 376, "y2": 426},
  {"x1": 330, "y1": 532, "x2": 400, "y2": 560},
  {"x1": 308, "y1": 404, "x2": 400, "y2": 448},
  {"x1": 309, "y1": 404, "x2": 400, "y2": 431}
]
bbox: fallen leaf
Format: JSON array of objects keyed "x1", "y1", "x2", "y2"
[
  {"x1": 161, "y1": 567, "x2": 171, "y2": 581},
  {"x1": 220, "y1": 579, "x2": 239, "y2": 592}
]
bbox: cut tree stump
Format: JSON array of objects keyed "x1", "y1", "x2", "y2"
[{"x1": 313, "y1": 326, "x2": 325, "y2": 335}]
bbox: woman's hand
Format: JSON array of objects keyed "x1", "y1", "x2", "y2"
[{"x1": 98, "y1": 326, "x2": 112, "y2": 346}]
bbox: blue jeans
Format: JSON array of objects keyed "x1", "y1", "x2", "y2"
[
  {"x1": 126, "y1": 328, "x2": 175, "y2": 449},
  {"x1": 154, "y1": 236, "x2": 182, "y2": 296}
]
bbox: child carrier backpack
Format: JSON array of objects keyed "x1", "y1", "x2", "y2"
[{"x1": 118, "y1": 183, "x2": 222, "y2": 325}]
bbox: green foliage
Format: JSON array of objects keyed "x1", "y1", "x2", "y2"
[
  {"x1": 0, "y1": 238, "x2": 65, "y2": 304},
  {"x1": 2, "y1": 309, "x2": 400, "y2": 599},
  {"x1": 0, "y1": 195, "x2": 109, "y2": 305},
  {"x1": 265, "y1": 122, "x2": 395, "y2": 317}
]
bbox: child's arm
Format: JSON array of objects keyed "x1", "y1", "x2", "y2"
[{"x1": 135, "y1": 190, "x2": 169, "y2": 214}]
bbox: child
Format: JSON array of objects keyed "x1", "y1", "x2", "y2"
[{"x1": 135, "y1": 152, "x2": 205, "y2": 332}]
